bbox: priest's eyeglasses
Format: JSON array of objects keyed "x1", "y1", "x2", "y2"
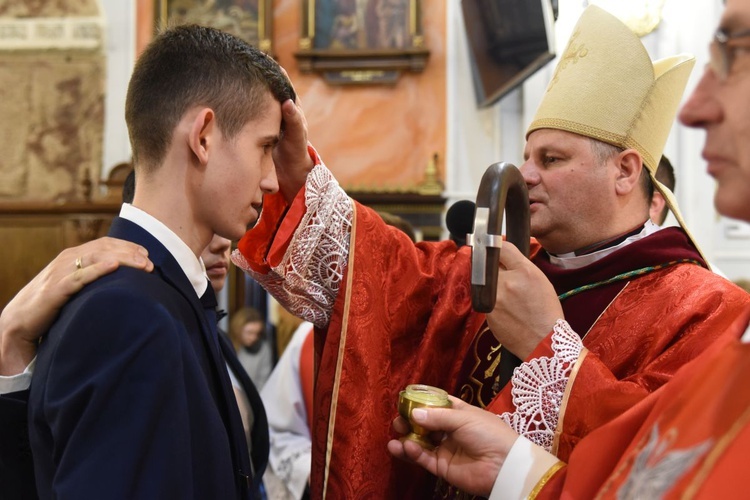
[{"x1": 709, "y1": 27, "x2": 750, "y2": 81}]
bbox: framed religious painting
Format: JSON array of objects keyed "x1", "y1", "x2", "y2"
[
  {"x1": 154, "y1": 0, "x2": 273, "y2": 54},
  {"x1": 295, "y1": 0, "x2": 430, "y2": 84}
]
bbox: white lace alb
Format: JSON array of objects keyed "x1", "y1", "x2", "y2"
[
  {"x1": 498, "y1": 320, "x2": 583, "y2": 451},
  {"x1": 231, "y1": 162, "x2": 353, "y2": 328}
]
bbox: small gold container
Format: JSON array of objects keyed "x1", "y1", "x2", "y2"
[{"x1": 398, "y1": 384, "x2": 452, "y2": 450}]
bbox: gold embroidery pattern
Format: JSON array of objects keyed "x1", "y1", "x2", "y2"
[
  {"x1": 458, "y1": 324, "x2": 503, "y2": 409},
  {"x1": 548, "y1": 28, "x2": 588, "y2": 90}
]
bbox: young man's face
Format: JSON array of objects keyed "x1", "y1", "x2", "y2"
[
  {"x1": 202, "y1": 234, "x2": 232, "y2": 293},
  {"x1": 679, "y1": 0, "x2": 750, "y2": 222},
  {"x1": 520, "y1": 128, "x2": 620, "y2": 254},
  {"x1": 204, "y1": 91, "x2": 281, "y2": 241}
]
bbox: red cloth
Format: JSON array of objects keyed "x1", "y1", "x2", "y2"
[
  {"x1": 237, "y1": 185, "x2": 750, "y2": 499},
  {"x1": 537, "y1": 308, "x2": 750, "y2": 499},
  {"x1": 486, "y1": 245, "x2": 750, "y2": 462},
  {"x1": 299, "y1": 326, "x2": 315, "y2": 432}
]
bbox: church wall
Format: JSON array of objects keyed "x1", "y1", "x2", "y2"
[
  {"x1": 131, "y1": 0, "x2": 447, "y2": 193},
  {"x1": 0, "y1": 2, "x2": 105, "y2": 201},
  {"x1": 5, "y1": 0, "x2": 746, "y2": 282},
  {"x1": 447, "y1": 0, "x2": 750, "y2": 282}
]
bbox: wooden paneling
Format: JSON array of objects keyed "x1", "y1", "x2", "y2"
[{"x1": 0, "y1": 202, "x2": 119, "y2": 308}]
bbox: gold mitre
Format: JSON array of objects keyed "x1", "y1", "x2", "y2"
[{"x1": 528, "y1": 5, "x2": 704, "y2": 261}]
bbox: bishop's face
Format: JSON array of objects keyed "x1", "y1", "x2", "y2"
[{"x1": 520, "y1": 128, "x2": 621, "y2": 254}]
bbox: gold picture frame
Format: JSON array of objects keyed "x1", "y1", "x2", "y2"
[
  {"x1": 154, "y1": 0, "x2": 273, "y2": 54},
  {"x1": 295, "y1": 0, "x2": 430, "y2": 84}
]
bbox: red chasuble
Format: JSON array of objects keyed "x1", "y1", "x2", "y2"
[
  {"x1": 536, "y1": 308, "x2": 750, "y2": 499},
  {"x1": 235, "y1": 173, "x2": 750, "y2": 499},
  {"x1": 485, "y1": 229, "x2": 750, "y2": 464}
]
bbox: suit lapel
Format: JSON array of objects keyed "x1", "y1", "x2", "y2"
[{"x1": 108, "y1": 217, "x2": 253, "y2": 496}]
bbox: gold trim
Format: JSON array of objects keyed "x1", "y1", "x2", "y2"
[
  {"x1": 308, "y1": 0, "x2": 316, "y2": 44},
  {"x1": 683, "y1": 403, "x2": 750, "y2": 499},
  {"x1": 552, "y1": 282, "x2": 631, "y2": 454},
  {"x1": 157, "y1": 0, "x2": 167, "y2": 31},
  {"x1": 322, "y1": 202, "x2": 357, "y2": 499},
  {"x1": 551, "y1": 348, "x2": 588, "y2": 456},
  {"x1": 529, "y1": 461, "x2": 566, "y2": 499},
  {"x1": 258, "y1": 0, "x2": 265, "y2": 41}
]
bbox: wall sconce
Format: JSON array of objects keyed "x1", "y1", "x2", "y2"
[{"x1": 587, "y1": 0, "x2": 665, "y2": 37}]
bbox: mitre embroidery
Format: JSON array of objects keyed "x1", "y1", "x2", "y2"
[{"x1": 549, "y1": 27, "x2": 588, "y2": 90}]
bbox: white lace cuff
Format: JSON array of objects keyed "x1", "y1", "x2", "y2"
[
  {"x1": 232, "y1": 163, "x2": 352, "y2": 328},
  {"x1": 498, "y1": 320, "x2": 582, "y2": 451}
]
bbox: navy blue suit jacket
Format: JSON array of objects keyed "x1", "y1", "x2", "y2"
[{"x1": 27, "y1": 217, "x2": 265, "y2": 499}]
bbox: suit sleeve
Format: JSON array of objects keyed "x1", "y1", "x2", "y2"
[
  {"x1": 0, "y1": 389, "x2": 36, "y2": 499},
  {"x1": 34, "y1": 289, "x2": 199, "y2": 499}
]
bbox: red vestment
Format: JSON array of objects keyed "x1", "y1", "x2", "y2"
[
  {"x1": 536, "y1": 308, "x2": 750, "y2": 499},
  {"x1": 234, "y1": 163, "x2": 750, "y2": 499},
  {"x1": 485, "y1": 230, "x2": 750, "y2": 463}
]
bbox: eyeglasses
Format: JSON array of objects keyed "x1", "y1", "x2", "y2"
[{"x1": 709, "y1": 27, "x2": 750, "y2": 81}]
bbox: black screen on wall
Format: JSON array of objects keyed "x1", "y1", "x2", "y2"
[{"x1": 462, "y1": 0, "x2": 557, "y2": 107}]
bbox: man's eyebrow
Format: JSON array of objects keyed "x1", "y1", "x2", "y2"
[
  {"x1": 261, "y1": 134, "x2": 280, "y2": 145},
  {"x1": 719, "y1": 12, "x2": 750, "y2": 34}
]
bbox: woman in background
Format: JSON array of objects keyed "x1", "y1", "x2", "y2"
[{"x1": 229, "y1": 307, "x2": 274, "y2": 390}]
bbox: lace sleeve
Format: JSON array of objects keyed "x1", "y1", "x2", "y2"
[
  {"x1": 498, "y1": 320, "x2": 583, "y2": 451},
  {"x1": 232, "y1": 163, "x2": 353, "y2": 328}
]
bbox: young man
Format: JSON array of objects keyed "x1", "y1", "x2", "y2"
[
  {"x1": 230, "y1": 6, "x2": 750, "y2": 498},
  {"x1": 0, "y1": 238, "x2": 154, "y2": 499},
  {"x1": 3, "y1": 8, "x2": 747, "y2": 499},
  {"x1": 25, "y1": 25, "x2": 302, "y2": 500},
  {"x1": 387, "y1": 4, "x2": 750, "y2": 496}
]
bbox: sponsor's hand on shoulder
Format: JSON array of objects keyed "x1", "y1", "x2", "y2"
[{"x1": 0, "y1": 237, "x2": 153, "y2": 375}]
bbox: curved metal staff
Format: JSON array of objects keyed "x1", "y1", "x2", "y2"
[
  {"x1": 468, "y1": 162, "x2": 530, "y2": 312},
  {"x1": 467, "y1": 162, "x2": 530, "y2": 389}
]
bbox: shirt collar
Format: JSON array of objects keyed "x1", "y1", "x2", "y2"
[
  {"x1": 120, "y1": 203, "x2": 208, "y2": 297},
  {"x1": 549, "y1": 220, "x2": 663, "y2": 270},
  {"x1": 742, "y1": 322, "x2": 750, "y2": 344}
]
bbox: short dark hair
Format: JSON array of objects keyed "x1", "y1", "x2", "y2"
[
  {"x1": 652, "y1": 155, "x2": 675, "y2": 224},
  {"x1": 122, "y1": 170, "x2": 135, "y2": 204},
  {"x1": 125, "y1": 24, "x2": 295, "y2": 171},
  {"x1": 655, "y1": 155, "x2": 676, "y2": 192},
  {"x1": 588, "y1": 138, "x2": 654, "y2": 200}
]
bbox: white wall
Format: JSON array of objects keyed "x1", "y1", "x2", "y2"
[
  {"x1": 446, "y1": 0, "x2": 750, "y2": 281},
  {"x1": 99, "y1": 0, "x2": 749, "y2": 281},
  {"x1": 99, "y1": 0, "x2": 136, "y2": 178}
]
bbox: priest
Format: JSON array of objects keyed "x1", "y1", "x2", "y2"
[{"x1": 231, "y1": 5, "x2": 750, "y2": 498}]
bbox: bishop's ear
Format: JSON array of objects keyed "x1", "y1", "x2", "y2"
[{"x1": 614, "y1": 149, "x2": 644, "y2": 196}]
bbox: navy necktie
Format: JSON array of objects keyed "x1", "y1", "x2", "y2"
[{"x1": 199, "y1": 283, "x2": 218, "y2": 323}]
